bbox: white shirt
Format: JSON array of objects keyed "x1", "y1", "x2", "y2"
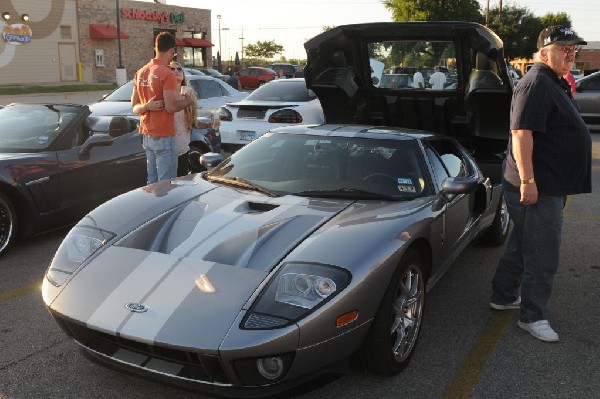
[
  {"x1": 429, "y1": 71, "x2": 447, "y2": 90},
  {"x1": 174, "y1": 110, "x2": 190, "y2": 155},
  {"x1": 413, "y1": 71, "x2": 424, "y2": 89}
]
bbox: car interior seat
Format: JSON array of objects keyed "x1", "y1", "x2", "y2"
[{"x1": 302, "y1": 146, "x2": 340, "y2": 180}]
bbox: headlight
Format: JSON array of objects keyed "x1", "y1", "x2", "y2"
[
  {"x1": 242, "y1": 262, "x2": 351, "y2": 329},
  {"x1": 46, "y1": 225, "x2": 115, "y2": 287}
]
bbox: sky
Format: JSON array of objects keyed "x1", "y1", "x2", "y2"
[{"x1": 138, "y1": 0, "x2": 598, "y2": 60}]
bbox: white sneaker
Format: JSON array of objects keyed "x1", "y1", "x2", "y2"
[
  {"x1": 489, "y1": 296, "x2": 521, "y2": 310},
  {"x1": 517, "y1": 320, "x2": 559, "y2": 342}
]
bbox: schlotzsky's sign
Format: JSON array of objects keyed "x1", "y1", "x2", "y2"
[{"x1": 121, "y1": 8, "x2": 184, "y2": 24}]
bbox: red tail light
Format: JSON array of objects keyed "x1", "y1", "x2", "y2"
[
  {"x1": 219, "y1": 107, "x2": 232, "y2": 121},
  {"x1": 268, "y1": 109, "x2": 302, "y2": 123}
]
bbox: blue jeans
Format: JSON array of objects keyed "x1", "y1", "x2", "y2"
[
  {"x1": 491, "y1": 191, "x2": 565, "y2": 323},
  {"x1": 142, "y1": 135, "x2": 178, "y2": 184}
]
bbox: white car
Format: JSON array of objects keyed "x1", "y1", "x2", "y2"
[
  {"x1": 219, "y1": 78, "x2": 324, "y2": 152},
  {"x1": 89, "y1": 75, "x2": 248, "y2": 119}
]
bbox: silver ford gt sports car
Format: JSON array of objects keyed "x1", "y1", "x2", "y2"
[{"x1": 43, "y1": 21, "x2": 513, "y2": 397}]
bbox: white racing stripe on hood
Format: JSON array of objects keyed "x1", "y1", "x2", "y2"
[
  {"x1": 117, "y1": 256, "x2": 215, "y2": 342},
  {"x1": 86, "y1": 252, "x2": 182, "y2": 334},
  {"x1": 170, "y1": 193, "x2": 299, "y2": 259}
]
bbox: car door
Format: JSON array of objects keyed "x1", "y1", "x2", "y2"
[
  {"x1": 238, "y1": 69, "x2": 253, "y2": 88},
  {"x1": 40, "y1": 116, "x2": 146, "y2": 221},
  {"x1": 424, "y1": 138, "x2": 477, "y2": 262}
]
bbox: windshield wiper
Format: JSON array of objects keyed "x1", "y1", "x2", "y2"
[
  {"x1": 293, "y1": 188, "x2": 400, "y2": 200},
  {"x1": 205, "y1": 175, "x2": 277, "y2": 197}
]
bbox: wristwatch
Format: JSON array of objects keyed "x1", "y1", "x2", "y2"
[{"x1": 520, "y1": 178, "x2": 535, "y2": 184}]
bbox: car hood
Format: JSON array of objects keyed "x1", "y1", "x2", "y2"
[
  {"x1": 46, "y1": 176, "x2": 349, "y2": 349},
  {"x1": 88, "y1": 101, "x2": 134, "y2": 117},
  {"x1": 47, "y1": 174, "x2": 431, "y2": 350}
]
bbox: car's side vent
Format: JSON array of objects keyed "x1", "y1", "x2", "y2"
[{"x1": 247, "y1": 201, "x2": 279, "y2": 212}]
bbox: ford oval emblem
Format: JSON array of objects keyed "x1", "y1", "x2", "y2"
[{"x1": 125, "y1": 302, "x2": 148, "y2": 313}]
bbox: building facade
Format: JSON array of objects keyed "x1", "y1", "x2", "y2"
[{"x1": 0, "y1": 0, "x2": 215, "y2": 86}]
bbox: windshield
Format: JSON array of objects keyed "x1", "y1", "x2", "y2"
[
  {"x1": 103, "y1": 80, "x2": 134, "y2": 102},
  {"x1": 0, "y1": 104, "x2": 83, "y2": 151},
  {"x1": 245, "y1": 80, "x2": 316, "y2": 102},
  {"x1": 207, "y1": 133, "x2": 430, "y2": 200}
]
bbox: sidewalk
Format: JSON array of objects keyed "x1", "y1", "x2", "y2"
[{"x1": 0, "y1": 90, "x2": 110, "y2": 106}]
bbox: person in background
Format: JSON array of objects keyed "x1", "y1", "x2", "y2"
[
  {"x1": 429, "y1": 66, "x2": 447, "y2": 90},
  {"x1": 226, "y1": 69, "x2": 242, "y2": 90},
  {"x1": 564, "y1": 70, "x2": 576, "y2": 97},
  {"x1": 132, "y1": 32, "x2": 194, "y2": 184},
  {"x1": 169, "y1": 61, "x2": 198, "y2": 176},
  {"x1": 489, "y1": 26, "x2": 591, "y2": 343},
  {"x1": 275, "y1": 68, "x2": 287, "y2": 80},
  {"x1": 295, "y1": 65, "x2": 305, "y2": 78},
  {"x1": 413, "y1": 66, "x2": 424, "y2": 89}
]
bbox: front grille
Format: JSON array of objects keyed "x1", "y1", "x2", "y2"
[{"x1": 53, "y1": 312, "x2": 231, "y2": 385}]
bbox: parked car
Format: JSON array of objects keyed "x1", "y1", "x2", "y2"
[
  {"x1": 43, "y1": 22, "x2": 513, "y2": 397},
  {"x1": 183, "y1": 67, "x2": 205, "y2": 76},
  {"x1": 219, "y1": 78, "x2": 324, "y2": 152},
  {"x1": 575, "y1": 70, "x2": 600, "y2": 131},
  {"x1": 264, "y1": 63, "x2": 299, "y2": 79},
  {"x1": 89, "y1": 76, "x2": 248, "y2": 170},
  {"x1": 197, "y1": 67, "x2": 227, "y2": 81},
  {"x1": 0, "y1": 103, "x2": 146, "y2": 256},
  {"x1": 237, "y1": 67, "x2": 276, "y2": 89}
]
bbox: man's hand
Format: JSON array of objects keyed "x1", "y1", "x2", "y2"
[{"x1": 520, "y1": 183, "x2": 538, "y2": 205}]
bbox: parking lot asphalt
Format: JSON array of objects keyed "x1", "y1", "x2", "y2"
[{"x1": 0, "y1": 90, "x2": 109, "y2": 106}]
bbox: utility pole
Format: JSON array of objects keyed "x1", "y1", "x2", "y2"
[{"x1": 239, "y1": 26, "x2": 244, "y2": 63}]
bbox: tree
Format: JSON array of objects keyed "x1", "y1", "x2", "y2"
[
  {"x1": 539, "y1": 12, "x2": 573, "y2": 29},
  {"x1": 487, "y1": 5, "x2": 541, "y2": 61},
  {"x1": 382, "y1": 0, "x2": 482, "y2": 23},
  {"x1": 244, "y1": 40, "x2": 284, "y2": 59}
]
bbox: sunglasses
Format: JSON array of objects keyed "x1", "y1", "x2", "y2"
[
  {"x1": 552, "y1": 45, "x2": 581, "y2": 55},
  {"x1": 170, "y1": 67, "x2": 183, "y2": 72}
]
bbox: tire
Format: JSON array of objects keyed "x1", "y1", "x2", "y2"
[
  {"x1": 258, "y1": 81, "x2": 266, "y2": 87},
  {"x1": 0, "y1": 192, "x2": 17, "y2": 255},
  {"x1": 480, "y1": 192, "x2": 510, "y2": 246},
  {"x1": 187, "y1": 145, "x2": 207, "y2": 174},
  {"x1": 354, "y1": 250, "x2": 425, "y2": 376}
]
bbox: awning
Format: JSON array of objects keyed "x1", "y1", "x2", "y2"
[
  {"x1": 89, "y1": 24, "x2": 129, "y2": 39},
  {"x1": 183, "y1": 38, "x2": 214, "y2": 47},
  {"x1": 175, "y1": 38, "x2": 186, "y2": 46}
]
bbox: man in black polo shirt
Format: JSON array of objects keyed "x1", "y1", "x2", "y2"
[{"x1": 489, "y1": 26, "x2": 592, "y2": 342}]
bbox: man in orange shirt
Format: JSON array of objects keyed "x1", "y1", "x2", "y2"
[{"x1": 132, "y1": 32, "x2": 194, "y2": 184}]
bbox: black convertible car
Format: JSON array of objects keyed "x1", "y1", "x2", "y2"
[{"x1": 0, "y1": 103, "x2": 146, "y2": 255}]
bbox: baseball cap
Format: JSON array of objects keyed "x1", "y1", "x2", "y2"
[{"x1": 537, "y1": 26, "x2": 587, "y2": 49}]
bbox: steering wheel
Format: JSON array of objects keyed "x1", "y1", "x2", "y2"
[{"x1": 363, "y1": 172, "x2": 396, "y2": 183}]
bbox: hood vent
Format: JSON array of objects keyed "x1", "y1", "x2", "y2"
[{"x1": 247, "y1": 201, "x2": 279, "y2": 212}]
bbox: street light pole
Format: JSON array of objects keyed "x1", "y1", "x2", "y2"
[
  {"x1": 217, "y1": 15, "x2": 221, "y2": 71},
  {"x1": 116, "y1": 0, "x2": 123, "y2": 68}
]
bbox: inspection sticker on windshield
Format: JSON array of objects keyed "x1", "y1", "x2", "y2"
[
  {"x1": 238, "y1": 130, "x2": 256, "y2": 141},
  {"x1": 37, "y1": 135, "x2": 50, "y2": 146},
  {"x1": 397, "y1": 177, "x2": 416, "y2": 193}
]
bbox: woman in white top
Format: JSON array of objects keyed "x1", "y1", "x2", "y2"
[{"x1": 169, "y1": 61, "x2": 199, "y2": 176}]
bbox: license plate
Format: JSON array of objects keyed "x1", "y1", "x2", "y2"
[{"x1": 238, "y1": 130, "x2": 256, "y2": 141}]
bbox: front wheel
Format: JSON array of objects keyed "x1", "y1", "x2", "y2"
[
  {"x1": 354, "y1": 250, "x2": 425, "y2": 375},
  {"x1": 0, "y1": 192, "x2": 17, "y2": 255}
]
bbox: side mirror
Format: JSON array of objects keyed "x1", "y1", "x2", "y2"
[
  {"x1": 441, "y1": 176, "x2": 478, "y2": 195},
  {"x1": 200, "y1": 152, "x2": 224, "y2": 171},
  {"x1": 79, "y1": 133, "x2": 113, "y2": 157}
]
